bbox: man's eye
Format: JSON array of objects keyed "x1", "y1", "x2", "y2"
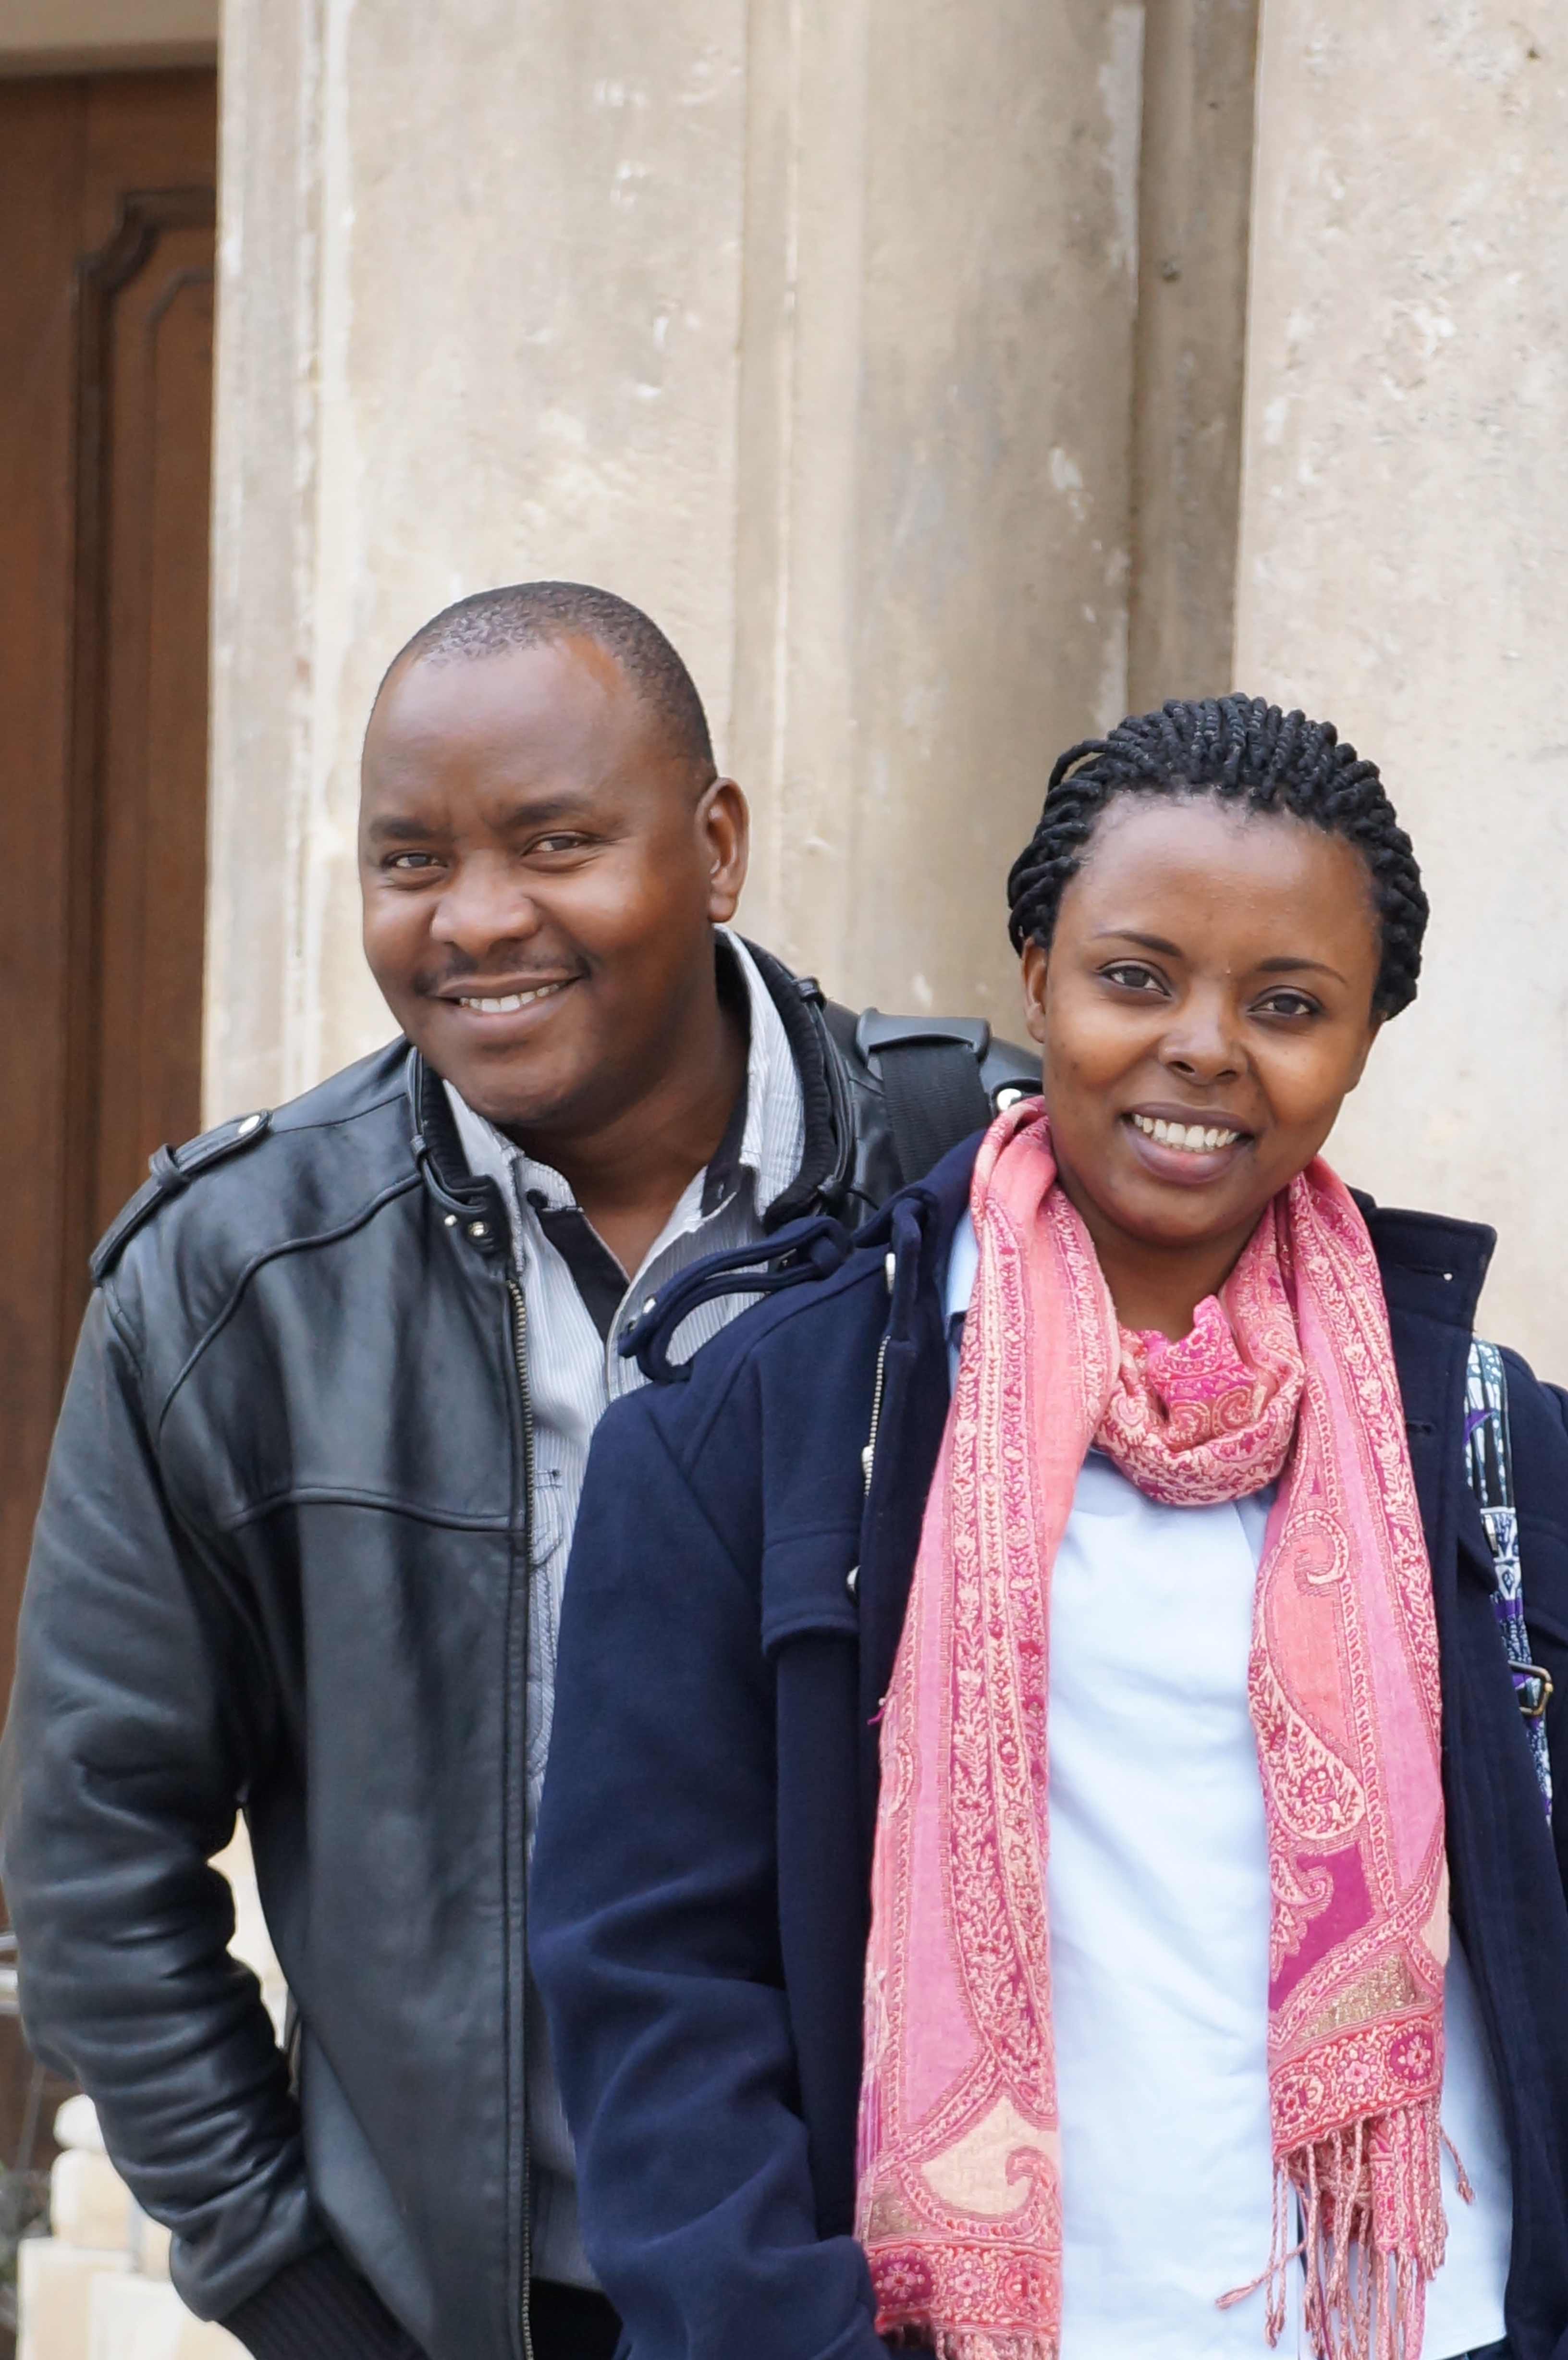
[
  {"x1": 530, "y1": 834, "x2": 591, "y2": 855},
  {"x1": 1102, "y1": 962, "x2": 1166, "y2": 995},
  {"x1": 388, "y1": 852, "x2": 442, "y2": 871}
]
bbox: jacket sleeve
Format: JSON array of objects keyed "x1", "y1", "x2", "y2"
[
  {"x1": 0, "y1": 1286, "x2": 329, "y2": 2331},
  {"x1": 531, "y1": 1391, "x2": 884, "y2": 2360}
]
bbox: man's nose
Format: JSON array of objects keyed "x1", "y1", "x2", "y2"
[{"x1": 428, "y1": 852, "x2": 542, "y2": 953}]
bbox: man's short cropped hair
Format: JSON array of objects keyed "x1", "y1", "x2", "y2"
[{"x1": 383, "y1": 580, "x2": 716, "y2": 778}]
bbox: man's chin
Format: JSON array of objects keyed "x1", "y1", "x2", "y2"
[
  {"x1": 448, "y1": 1075, "x2": 580, "y2": 1142},
  {"x1": 414, "y1": 1026, "x2": 588, "y2": 1140}
]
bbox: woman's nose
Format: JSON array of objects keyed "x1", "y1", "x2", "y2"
[{"x1": 1158, "y1": 998, "x2": 1242, "y2": 1082}]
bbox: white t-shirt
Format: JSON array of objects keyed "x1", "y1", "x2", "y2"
[{"x1": 944, "y1": 1213, "x2": 1511, "y2": 2360}]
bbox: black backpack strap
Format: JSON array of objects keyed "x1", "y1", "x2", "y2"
[
  {"x1": 855, "y1": 1013, "x2": 996, "y2": 1186},
  {"x1": 1465, "y1": 1336, "x2": 1554, "y2": 1819}
]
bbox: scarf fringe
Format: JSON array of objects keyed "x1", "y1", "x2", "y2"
[
  {"x1": 1222, "y1": 2107, "x2": 1446, "y2": 2360},
  {"x1": 885, "y1": 2333, "x2": 1057, "y2": 2360}
]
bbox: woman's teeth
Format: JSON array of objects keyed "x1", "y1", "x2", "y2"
[
  {"x1": 458, "y1": 983, "x2": 565, "y2": 1013},
  {"x1": 1130, "y1": 1113, "x2": 1242, "y2": 1154}
]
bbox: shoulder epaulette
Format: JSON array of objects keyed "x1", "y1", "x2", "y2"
[{"x1": 90, "y1": 1109, "x2": 272, "y2": 1286}]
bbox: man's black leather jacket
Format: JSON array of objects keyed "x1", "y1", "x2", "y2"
[{"x1": 0, "y1": 945, "x2": 1035, "y2": 2360}]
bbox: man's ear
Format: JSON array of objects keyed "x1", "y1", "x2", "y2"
[
  {"x1": 702, "y1": 778, "x2": 749, "y2": 922},
  {"x1": 1021, "y1": 938, "x2": 1050, "y2": 1048}
]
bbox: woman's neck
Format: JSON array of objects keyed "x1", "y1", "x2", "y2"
[{"x1": 1052, "y1": 1159, "x2": 1262, "y2": 1340}]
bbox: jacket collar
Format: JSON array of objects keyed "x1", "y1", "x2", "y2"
[
  {"x1": 1352, "y1": 1189, "x2": 1495, "y2": 1338},
  {"x1": 405, "y1": 1049, "x2": 508, "y2": 1234},
  {"x1": 741, "y1": 939, "x2": 854, "y2": 1229},
  {"x1": 858, "y1": 1131, "x2": 979, "y2": 1256},
  {"x1": 1351, "y1": 1194, "x2": 1497, "y2": 1662}
]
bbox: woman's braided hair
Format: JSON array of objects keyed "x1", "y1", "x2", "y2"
[{"x1": 1006, "y1": 695, "x2": 1429, "y2": 1019}]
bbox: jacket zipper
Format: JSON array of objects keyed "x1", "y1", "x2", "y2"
[
  {"x1": 860, "y1": 1252, "x2": 897, "y2": 1496},
  {"x1": 847, "y1": 1252, "x2": 899, "y2": 1607},
  {"x1": 506, "y1": 1272, "x2": 537, "y2": 2360}
]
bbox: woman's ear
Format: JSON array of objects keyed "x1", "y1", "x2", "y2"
[{"x1": 1021, "y1": 938, "x2": 1050, "y2": 1047}]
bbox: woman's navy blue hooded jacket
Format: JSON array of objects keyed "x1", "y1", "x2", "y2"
[{"x1": 531, "y1": 1138, "x2": 1568, "y2": 2360}]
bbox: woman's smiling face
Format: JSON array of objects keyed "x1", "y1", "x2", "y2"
[{"x1": 1021, "y1": 794, "x2": 1386, "y2": 1334}]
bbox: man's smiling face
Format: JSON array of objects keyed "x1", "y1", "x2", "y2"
[{"x1": 359, "y1": 634, "x2": 748, "y2": 1145}]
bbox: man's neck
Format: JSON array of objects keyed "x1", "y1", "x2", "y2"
[{"x1": 507, "y1": 992, "x2": 748, "y2": 1278}]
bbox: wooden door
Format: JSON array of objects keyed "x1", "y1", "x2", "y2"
[{"x1": 0, "y1": 70, "x2": 217, "y2": 1718}]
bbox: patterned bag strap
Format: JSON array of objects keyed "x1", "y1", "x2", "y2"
[{"x1": 1464, "y1": 1337, "x2": 1554, "y2": 1819}]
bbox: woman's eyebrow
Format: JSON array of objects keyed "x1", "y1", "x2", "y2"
[
  {"x1": 1092, "y1": 929, "x2": 1351, "y2": 988},
  {"x1": 1091, "y1": 927, "x2": 1184, "y2": 956},
  {"x1": 1255, "y1": 955, "x2": 1348, "y2": 983}
]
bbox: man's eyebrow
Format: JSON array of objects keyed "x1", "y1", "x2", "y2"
[
  {"x1": 363, "y1": 792, "x2": 598, "y2": 844},
  {"x1": 364, "y1": 813, "x2": 441, "y2": 844}
]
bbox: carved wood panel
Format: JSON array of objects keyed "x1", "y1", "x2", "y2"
[
  {"x1": 67, "y1": 187, "x2": 216, "y2": 1287},
  {"x1": 0, "y1": 72, "x2": 216, "y2": 1716}
]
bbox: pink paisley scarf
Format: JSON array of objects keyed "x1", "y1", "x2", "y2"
[{"x1": 856, "y1": 1100, "x2": 1449, "y2": 2360}]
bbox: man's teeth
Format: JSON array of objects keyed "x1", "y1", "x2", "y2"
[
  {"x1": 1130, "y1": 1113, "x2": 1242, "y2": 1154},
  {"x1": 458, "y1": 983, "x2": 565, "y2": 1013}
]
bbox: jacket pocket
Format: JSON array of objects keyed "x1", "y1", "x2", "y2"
[{"x1": 760, "y1": 1526, "x2": 863, "y2": 1657}]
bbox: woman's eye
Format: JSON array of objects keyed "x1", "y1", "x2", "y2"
[
  {"x1": 1256, "y1": 989, "x2": 1320, "y2": 1020},
  {"x1": 1102, "y1": 962, "x2": 1167, "y2": 996}
]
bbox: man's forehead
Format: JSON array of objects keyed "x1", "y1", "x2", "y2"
[
  {"x1": 362, "y1": 640, "x2": 704, "y2": 816},
  {"x1": 371, "y1": 636, "x2": 628, "y2": 742}
]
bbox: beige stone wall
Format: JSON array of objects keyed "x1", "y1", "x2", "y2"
[
  {"x1": 208, "y1": 0, "x2": 1568, "y2": 1367},
  {"x1": 206, "y1": 0, "x2": 1149, "y2": 1114},
  {"x1": 209, "y1": 0, "x2": 754, "y2": 1112},
  {"x1": 1235, "y1": 0, "x2": 1568, "y2": 1371}
]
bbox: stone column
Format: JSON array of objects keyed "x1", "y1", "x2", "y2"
[
  {"x1": 15, "y1": 1827, "x2": 271, "y2": 2360},
  {"x1": 730, "y1": 0, "x2": 1145, "y2": 1019},
  {"x1": 1233, "y1": 0, "x2": 1568, "y2": 1366},
  {"x1": 1127, "y1": 0, "x2": 1259, "y2": 706},
  {"x1": 19, "y1": 2092, "x2": 244, "y2": 2359},
  {"x1": 207, "y1": 0, "x2": 1148, "y2": 1111}
]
